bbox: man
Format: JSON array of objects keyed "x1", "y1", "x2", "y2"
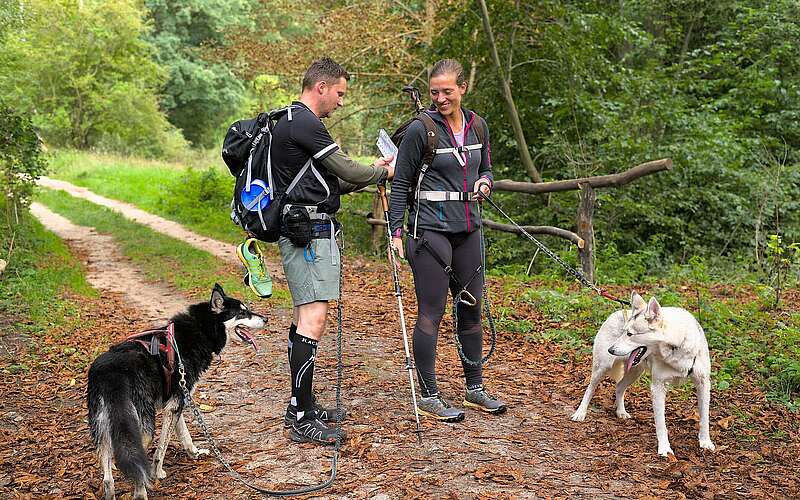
[{"x1": 240, "y1": 58, "x2": 393, "y2": 445}]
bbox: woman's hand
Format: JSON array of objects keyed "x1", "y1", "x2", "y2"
[
  {"x1": 472, "y1": 178, "x2": 491, "y2": 201},
  {"x1": 389, "y1": 237, "x2": 405, "y2": 268}
]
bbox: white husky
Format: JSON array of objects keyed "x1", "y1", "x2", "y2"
[{"x1": 570, "y1": 291, "x2": 716, "y2": 457}]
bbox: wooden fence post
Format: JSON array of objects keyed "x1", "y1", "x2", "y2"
[{"x1": 577, "y1": 183, "x2": 596, "y2": 283}]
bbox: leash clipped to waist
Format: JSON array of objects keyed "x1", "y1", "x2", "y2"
[{"x1": 477, "y1": 192, "x2": 630, "y2": 307}]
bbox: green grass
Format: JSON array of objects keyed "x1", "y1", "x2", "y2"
[
  {"x1": 34, "y1": 187, "x2": 292, "y2": 307},
  {"x1": 0, "y1": 198, "x2": 97, "y2": 374},
  {"x1": 49, "y1": 149, "x2": 242, "y2": 245}
]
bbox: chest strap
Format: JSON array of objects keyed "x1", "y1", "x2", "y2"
[
  {"x1": 434, "y1": 143, "x2": 483, "y2": 167},
  {"x1": 121, "y1": 323, "x2": 176, "y2": 401},
  {"x1": 418, "y1": 191, "x2": 473, "y2": 202}
]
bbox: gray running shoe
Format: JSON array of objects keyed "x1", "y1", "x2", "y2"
[
  {"x1": 284, "y1": 402, "x2": 347, "y2": 428},
  {"x1": 417, "y1": 394, "x2": 465, "y2": 422},
  {"x1": 463, "y1": 387, "x2": 507, "y2": 414},
  {"x1": 290, "y1": 417, "x2": 344, "y2": 446}
]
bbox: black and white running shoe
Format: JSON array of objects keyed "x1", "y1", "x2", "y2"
[
  {"x1": 284, "y1": 400, "x2": 347, "y2": 428},
  {"x1": 289, "y1": 416, "x2": 344, "y2": 445}
]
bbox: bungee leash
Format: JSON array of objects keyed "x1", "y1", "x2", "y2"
[
  {"x1": 452, "y1": 203, "x2": 498, "y2": 367},
  {"x1": 477, "y1": 192, "x2": 630, "y2": 307},
  {"x1": 378, "y1": 183, "x2": 424, "y2": 444},
  {"x1": 174, "y1": 237, "x2": 346, "y2": 497}
]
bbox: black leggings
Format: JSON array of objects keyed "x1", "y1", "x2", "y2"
[{"x1": 407, "y1": 229, "x2": 484, "y2": 397}]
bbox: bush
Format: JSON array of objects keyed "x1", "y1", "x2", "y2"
[{"x1": 0, "y1": 106, "x2": 48, "y2": 226}]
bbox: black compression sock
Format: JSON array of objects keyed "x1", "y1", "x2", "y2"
[
  {"x1": 288, "y1": 323, "x2": 297, "y2": 404},
  {"x1": 289, "y1": 333, "x2": 317, "y2": 420}
]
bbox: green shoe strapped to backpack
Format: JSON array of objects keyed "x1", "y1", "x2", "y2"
[{"x1": 237, "y1": 238, "x2": 273, "y2": 298}]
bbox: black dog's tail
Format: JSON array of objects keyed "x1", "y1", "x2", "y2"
[{"x1": 88, "y1": 387, "x2": 151, "y2": 488}]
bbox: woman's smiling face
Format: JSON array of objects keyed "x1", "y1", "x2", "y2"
[{"x1": 429, "y1": 72, "x2": 466, "y2": 118}]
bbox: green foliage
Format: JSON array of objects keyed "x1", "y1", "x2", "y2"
[
  {"x1": 0, "y1": 196, "x2": 95, "y2": 341},
  {"x1": 145, "y1": 0, "x2": 253, "y2": 148},
  {"x1": 0, "y1": 0, "x2": 186, "y2": 157},
  {"x1": 0, "y1": 106, "x2": 48, "y2": 225}
]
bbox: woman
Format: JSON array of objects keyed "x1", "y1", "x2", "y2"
[{"x1": 388, "y1": 59, "x2": 507, "y2": 422}]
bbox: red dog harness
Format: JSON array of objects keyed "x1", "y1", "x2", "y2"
[{"x1": 121, "y1": 323, "x2": 176, "y2": 401}]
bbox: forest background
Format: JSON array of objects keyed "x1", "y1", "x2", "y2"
[{"x1": 2, "y1": 0, "x2": 800, "y2": 409}]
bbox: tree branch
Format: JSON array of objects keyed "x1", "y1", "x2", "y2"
[
  {"x1": 492, "y1": 158, "x2": 673, "y2": 194},
  {"x1": 482, "y1": 219, "x2": 584, "y2": 248}
]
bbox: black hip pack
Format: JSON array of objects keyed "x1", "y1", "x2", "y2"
[{"x1": 283, "y1": 206, "x2": 313, "y2": 247}]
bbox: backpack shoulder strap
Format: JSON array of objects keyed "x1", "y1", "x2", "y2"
[
  {"x1": 472, "y1": 113, "x2": 486, "y2": 146},
  {"x1": 417, "y1": 112, "x2": 438, "y2": 167}
]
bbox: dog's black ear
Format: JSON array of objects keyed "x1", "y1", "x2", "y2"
[{"x1": 211, "y1": 285, "x2": 225, "y2": 313}]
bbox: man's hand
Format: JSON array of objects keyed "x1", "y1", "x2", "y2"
[
  {"x1": 390, "y1": 237, "x2": 404, "y2": 268},
  {"x1": 374, "y1": 155, "x2": 395, "y2": 180},
  {"x1": 472, "y1": 178, "x2": 491, "y2": 201}
]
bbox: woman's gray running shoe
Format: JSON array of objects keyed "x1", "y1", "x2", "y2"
[
  {"x1": 290, "y1": 417, "x2": 344, "y2": 445},
  {"x1": 284, "y1": 402, "x2": 347, "y2": 428},
  {"x1": 417, "y1": 394, "x2": 465, "y2": 422},
  {"x1": 463, "y1": 387, "x2": 507, "y2": 414}
]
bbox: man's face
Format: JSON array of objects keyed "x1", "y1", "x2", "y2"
[{"x1": 319, "y1": 77, "x2": 347, "y2": 118}]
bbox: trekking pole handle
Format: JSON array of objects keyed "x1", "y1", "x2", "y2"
[
  {"x1": 402, "y1": 85, "x2": 424, "y2": 114},
  {"x1": 377, "y1": 183, "x2": 390, "y2": 213}
]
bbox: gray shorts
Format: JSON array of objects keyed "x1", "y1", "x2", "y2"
[{"x1": 278, "y1": 236, "x2": 341, "y2": 306}]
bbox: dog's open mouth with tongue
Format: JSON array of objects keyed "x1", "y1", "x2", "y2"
[
  {"x1": 235, "y1": 325, "x2": 259, "y2": 352},
  {"x1": 625, "y1": 346, "x2": 647, "y2": 372}
]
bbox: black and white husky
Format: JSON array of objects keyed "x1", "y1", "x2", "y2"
[{"x1": 87, "y1": 284, "x2": 266, "y2": 500}]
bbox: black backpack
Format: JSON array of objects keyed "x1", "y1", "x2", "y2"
[{"x1": 224, "y1": 105, "x2": 318, "y2": 242}]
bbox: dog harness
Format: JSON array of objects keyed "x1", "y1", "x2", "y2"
[{"x1": 121, "y1": 323, "x2": 176, "y2": 401}]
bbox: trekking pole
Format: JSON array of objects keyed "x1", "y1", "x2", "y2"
[
  {"x1": 477, "y1": 192, "x2": 630, "y2": 307},
  {"x1": 377, "y1": 182, "x2": 423, "y2": 444}
]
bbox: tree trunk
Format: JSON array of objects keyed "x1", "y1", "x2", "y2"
[
  {"x1": 577, "y1": 184, "x2": 596, "y2": 283},
  {"x1": 476, "y1": 0, "x2": 542, "y2": 183}
]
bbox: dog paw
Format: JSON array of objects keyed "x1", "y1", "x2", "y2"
[
  {"x1": 616, "y1": 410, "x2": 632, "y2": 420},
  {"x1": 570, "y1": 410, "x2": 587, "y2": 422},
  {"x1": 189, "y1": 447, "x2": 210, "y2": 459},
  {"x1": 657, "y1": 446, "x2": 675, "y2": 458},
  {"x1": 699, "y1": 439, "x2": 716, "y2": 451},
  {"x1": 154, "y1": 467, "x2": 166, "y2": 480}
]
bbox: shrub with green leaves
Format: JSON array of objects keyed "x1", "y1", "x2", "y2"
[{"x1": 0, "y1": 106, "x2": 48, "y2": 226}]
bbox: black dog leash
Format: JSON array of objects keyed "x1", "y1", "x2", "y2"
[
  {"x1": 174, "y1": 240, "x2": 345, "y2": 497},
  {"x1": 478, "y1": 192, "x2": 630, "y2": 307}
]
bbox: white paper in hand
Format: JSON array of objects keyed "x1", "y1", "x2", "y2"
[{"x1": 376, "y1": 128, "x2": 398, "y2": 169}]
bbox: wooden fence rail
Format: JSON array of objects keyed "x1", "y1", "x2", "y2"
[{"x1": 357, "y1": 158, "x2": 672, "y2": 281}]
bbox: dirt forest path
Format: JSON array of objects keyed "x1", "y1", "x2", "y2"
[{"x1": 7, "y1": 179, "x2": 798, "y2": 498}]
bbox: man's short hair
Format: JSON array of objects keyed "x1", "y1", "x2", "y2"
[{"x1": 302, "y1": 58, "x2": 350, "y2": 90}]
